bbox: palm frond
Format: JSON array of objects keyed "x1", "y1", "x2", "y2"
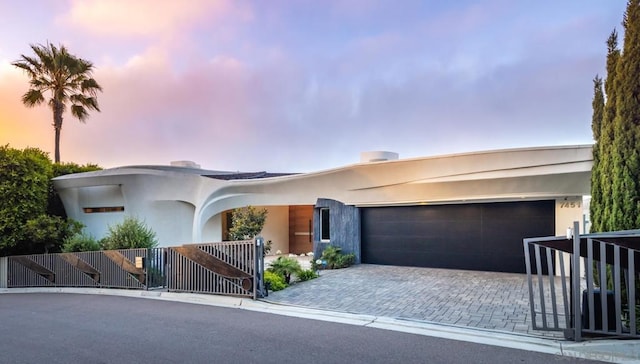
[
  {"x1": 21, "y1": 89, "x2": 44, "y2": 107},
  {"x1": 70, "y1": 104, "x2": 89, "y2": 122}
]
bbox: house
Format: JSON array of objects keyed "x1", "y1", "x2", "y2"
[{"x1": 52, "y1": 145, "x2": 592, "y2": 273}]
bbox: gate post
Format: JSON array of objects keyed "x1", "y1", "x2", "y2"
[
  {"x1": 0, "y1": 257, "x2": 7, "y2": 288},
  {"x1": 571, "y1": 221, "x2": 582, "y2": 342},
  {"x1": 254, "y1": 237, "x2": 265, "y2": 299}
]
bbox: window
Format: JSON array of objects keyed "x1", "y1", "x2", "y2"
[
  {"x1": 320, "y1": 208, "x2": 330, "y2": 241},
  {"x1": 83, "y1": 206, "x2": 124, "y2": 213}
]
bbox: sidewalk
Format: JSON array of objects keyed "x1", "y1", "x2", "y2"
[{"x1": 1, "y1": 286, "x2": 639, "y2": 363}]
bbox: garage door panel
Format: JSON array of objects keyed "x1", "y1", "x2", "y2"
[
  {"x1": 364, "y1": 235, "x2": 480, "y2": 253},
  {"x1": 361, "y1": 200, "x2": 555, "y2": 273}
]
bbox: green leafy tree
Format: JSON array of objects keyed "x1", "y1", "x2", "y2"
[
  {"x1": 228, "y1": 206, "x2": 268, "y2": 240},
  {"x1": 13, "y1": 42, "x2": 102, "y2": 163},
  {"x1": 101, "y1": 216, "x2": 158, "y2": 250},
  {"x1": 23, "y1": 214, "x2": 83, "y2": 254},
  {"x1": 0, "y1": 146, "x2": 52, "y2": 255}
]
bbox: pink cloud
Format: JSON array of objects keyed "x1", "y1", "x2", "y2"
[
  {"x1": 0, "y1": 62, "x2": 55, "y2": 156},
  {"x1": 55, "y1": 47, "x2": 273, "y2": 168},
  {"x1": 59, "y1": 0, "x2": 253, "y2": 37}
]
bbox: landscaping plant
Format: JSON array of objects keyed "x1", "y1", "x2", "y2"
[
  {"x1": 101, "y1": 216, "x2": 158, "y2": 250},
  {"x1": 267, "y1": 256, "x2": 301, "y2": 284},
  {"x1": 264, "y1": 270, "x2": 287, "y2": 291},
  {"x1": 313, "y1": 245, "x2": 356, "y2": 269}
]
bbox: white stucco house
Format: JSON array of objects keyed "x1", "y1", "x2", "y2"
[{"x1": 52, "y1": 145, "x2": 592, "y2": 273}]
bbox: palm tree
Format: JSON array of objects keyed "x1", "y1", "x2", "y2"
[{"x1": 13, "y1": 42, "x2": 102, "y2": 163}]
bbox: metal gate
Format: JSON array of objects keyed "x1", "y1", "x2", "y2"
[
  {"x1": 524, "y1": 221, "x2": 640, "y2": 341},
  {"x1": 166, "y1": 239, "x2": 266, "y2": 298}
]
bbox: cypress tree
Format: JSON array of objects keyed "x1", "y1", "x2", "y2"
[
  {"x1": 610, "y1": 1, "x2": 640, "y2": 230},
  {"x1": 590, "y1": 76, "x2": 604, "y2": 232},
  {"x1": 591, "y1": 30, "x2": 620, "y2": 232}
]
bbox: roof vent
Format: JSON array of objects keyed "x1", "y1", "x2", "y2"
[
  {"x1": 360, "y1": 151, "x2": 399, "y2": 163},
  {"x1": 170, "y1": 160, "x2": 201, "y2": 169}
]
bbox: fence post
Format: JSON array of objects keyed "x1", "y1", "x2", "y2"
[
  {"x1": 572, "y1": 220, "x2": 582, "y2": 342},
  {"x1": 0, "y1": 257, "x2": 7, "y2": 288}
]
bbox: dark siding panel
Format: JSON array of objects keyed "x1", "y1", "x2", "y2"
[{"x1": 360, "y1": 200, "x2": 555, "y2": 273}]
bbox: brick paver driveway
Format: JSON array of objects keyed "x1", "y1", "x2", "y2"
[{"x1": 266, "y1": 264, "x2": 563, "y2": 338}]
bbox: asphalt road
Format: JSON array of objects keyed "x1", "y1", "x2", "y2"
[{"x1": 0, "y1": 294, "x2": 606, "y2": 364}]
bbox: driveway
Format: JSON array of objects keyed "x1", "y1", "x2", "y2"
[{"x1": 266, "y1": 264, "x2": 563, "y2": 338}]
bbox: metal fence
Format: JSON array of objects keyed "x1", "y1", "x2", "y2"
[
  {"x1": 524, "y1": 221, "x2": 640, "y2": 341},
  {"x1": 3, "y1": 238, "x2": 266, "y2": 299},
  {"x1": 7, "y1": 249, "x2": 150, "y2": 289}
]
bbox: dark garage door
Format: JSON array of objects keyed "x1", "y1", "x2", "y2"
[{"x1": 360, "y1": 200, "x2": 555, "y2": 273}]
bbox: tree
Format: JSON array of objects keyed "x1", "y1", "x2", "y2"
[
  {"x1": 12, "y1": 42, "x2": 102, "y2": 163},
  {"x1": 0, "y1": 145, "x2": 52, "y2": 255},
  {"x1": 228, "y1": 206, "x2": 268, "y2": 241},
  {"x1": 590, "y1": 76, "x2": 604, "y2": 233},
  {"x1": 23, "y1": 215, "x2": 83, "y2": 254},
  {"x1": 590, "y1": 0, "x2": 640, "y2": 232},
  {"x1": 609, "y1": 1, "x2": 640, "y2": 231}
]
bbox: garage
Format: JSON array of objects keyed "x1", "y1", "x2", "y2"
[{"x1": 360, "y1": 200, "x2": 555, "y2": 273}]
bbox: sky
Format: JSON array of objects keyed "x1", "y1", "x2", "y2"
[{"x1": 0, "y1": 0, "x2": 630, "y2": 172}]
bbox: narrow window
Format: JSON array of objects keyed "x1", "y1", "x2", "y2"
[
  {"x1": 320, "y1": 208, "x2": 330, "y2": 241},
  {"x1": 83, "y1": 206, "x2": 125, "y2": 213}
]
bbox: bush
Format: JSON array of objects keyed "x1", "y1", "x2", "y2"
[
  {"x1": 297, "y1": 269, "x2": 318, "y2": 282},
  {"x1": 267, "y1": 256, "x2": 301, "y2": 284},
  {"x1": 335, "y1": 253, "x2": 356, "y2": 268},
  {"x1": 62, "y1": 233, "x2": 101, "y2": 252},
  {"x1": 264, "y1": 270, "x2": 287, "y2": 291},
  {"x1": 313, "y1": 245, "x2": 356, "y2": 270},
  {"x1": 23, "y1": 215, "x2": 84, "y2": 254},
  {"x1": 101, "y1": 216, "x2": 158, "y2": 250}
]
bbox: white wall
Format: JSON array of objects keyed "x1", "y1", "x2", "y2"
[
  {"x1": 555, "y1": 197, "x2": 584, "y2": 237},
  {"x1": 258, "y1": 206, "x2": 289, "y2": 255},
  {"x1": 555, "y1": 196, "x2": 584, "y2": 277},
  {"x1": 74, "y1": 185, "x2": 126, "y2": 240},
  {"x1": 202, "y1": 213, "x2": 223, "y2": 243},
  {"x1": 147, "y1": 200, "x2": 195, "y2": 246}
]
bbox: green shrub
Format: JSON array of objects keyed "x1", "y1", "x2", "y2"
[
  {"x1": 335, "y1": 253, "x2": 356, "y2": 268},
  {"x1": 101, "y1": 216, "x2": 158, "y2": 250},
  {"x1": 297, "y1": 269, "x2": 318, "y2": 282},
  {"x1": 264, "y1": 270, "x2": 287, "y2": 291},
  {"x1": 62, "y1": 233, "x2": 101, "y2": 252},
  {"x1": 22, "y1": 214, "x2": 84, "y2": 254},
  {"x1": 267, "y1": 256, "x2": 302, "y2": 284},
  {"x1": 315, "y1": 245, "x2": 356, "y2": 269},
  {"x1": 320, "y1": 245, "x2": 342, "y2": 268}
]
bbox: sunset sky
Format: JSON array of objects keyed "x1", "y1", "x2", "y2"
[{"x1": 0, "y1": 1, "x2": 629, "y2": 172}]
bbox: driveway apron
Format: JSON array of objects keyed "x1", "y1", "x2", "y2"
[{"x1": 265, "y1": 264, "x2": 563, "y2": 338}]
